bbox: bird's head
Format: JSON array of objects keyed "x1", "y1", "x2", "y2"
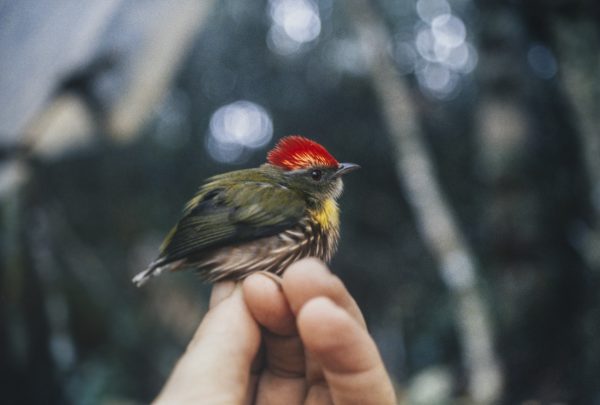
[{"x1": 266, "y1": 136, "x2": 359, "y2": 203}]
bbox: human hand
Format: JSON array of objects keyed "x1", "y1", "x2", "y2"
[{"x1": 154, "y1": 258, "x2": 396, "y2": 404}]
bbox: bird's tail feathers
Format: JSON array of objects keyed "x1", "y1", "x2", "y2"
[{"x1": 132, "y1": 258, "x2": 175, "y2": 287}]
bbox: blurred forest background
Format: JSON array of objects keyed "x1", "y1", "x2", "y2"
[{"x1": 1, "y1": 0, "x2": 599, "y2": 404}]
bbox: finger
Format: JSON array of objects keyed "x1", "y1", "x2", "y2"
[
  {"x1": 282, "y1": 258, "x2": 365, "y2": 328},
  {"x1": 243, "y1": 273, "x2": 307, "y2": 403},
  {"x1": 155, "y1": 285, "x2": 260, "y2": 404},
  {"x1": 281, "y1": 258, "x2": 366, "y2": 385},
  {"x1": 298, "y1": 297, "x2": 396, "y2": 405},
  {"x1": 186, "y1": 281, "x2": 241, "y2": 349},
  {"x1": 243, "y1": 273, "x2": 296, "y2": 336},
  {"x1": 243, "y1": 274, "x2": 303, "y2": 376},
  {"x1": 305, "y1": 385, "x2": 334, "y2": 405},
  {"x1": 209, "y1": 280, "x2": 236, "y2": 308}
]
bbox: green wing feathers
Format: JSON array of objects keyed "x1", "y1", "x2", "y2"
[{"x1": 158, "y1": 169, "x2": 306, "y2": 264}]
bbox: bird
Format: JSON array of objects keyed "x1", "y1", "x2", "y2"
[{"x1": 132, "y1": 135, "x2": 359, "y2": 286}]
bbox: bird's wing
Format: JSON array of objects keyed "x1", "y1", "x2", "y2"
[{"x1": 158, "y1": 181, "x2": 306, "y2": 263}]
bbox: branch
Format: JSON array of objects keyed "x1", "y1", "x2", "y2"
[
  {"x1": 552, "y1": 17, "x2": 600, "y2": 269},
  {"x1": 343, "y1": 0, "x2": 502, "y2": 402}
]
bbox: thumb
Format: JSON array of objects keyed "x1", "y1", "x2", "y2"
[{"x1": 155, "y1": 284, "x2": 261, "y2": 404}]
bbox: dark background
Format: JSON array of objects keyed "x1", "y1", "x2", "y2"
[{"x1": 1, "y1": 0, "x2": 599, "y2": 404}]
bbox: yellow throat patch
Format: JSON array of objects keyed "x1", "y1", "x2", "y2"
[{"x1": 310, "y1": 198, "x2": 340, "y2": 231}]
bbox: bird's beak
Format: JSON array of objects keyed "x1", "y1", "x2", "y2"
[{"x1": 335, "y1": 162, "x2": 360, "y2": 177}]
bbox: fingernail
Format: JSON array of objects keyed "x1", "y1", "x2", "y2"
[{"x1": 209, "y1": 281, "x2": 236, "y2": 308}]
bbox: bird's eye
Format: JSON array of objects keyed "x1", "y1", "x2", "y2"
[{"x1": 310, "y1": 169, "x2": 322, "y2": 181}]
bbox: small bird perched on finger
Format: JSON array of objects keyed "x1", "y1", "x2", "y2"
[{"x1": 132, "y1": 135, "x2": 359, "y2": 286}]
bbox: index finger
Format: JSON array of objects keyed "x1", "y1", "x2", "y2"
[{"x1": 281, "y1": 258, "x2": 366, "y2": 328}]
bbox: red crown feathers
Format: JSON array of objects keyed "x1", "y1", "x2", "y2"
[{"x1": 267, "y1": 136, "x2": 339, "y2": 171}]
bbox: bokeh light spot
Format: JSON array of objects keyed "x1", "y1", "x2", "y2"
[
  {"x1": 329, "y1": 39, "x2": 369, "y2": 76},
  {"x1": 431, "y1": 14, "x2": 466, "y2": 48},
  {"x1": 416, "y1": 28, "x2": 438, "y2": 62},
  {"x1": 267, "y1": 0, "x2": 321, "y2": 56},
  {"x1": 416, "y1": 0, "x2": 451, "y2": 24},
  {"x1": 207, "y1": 100, "x2": 273, "y2": 163},
  {"x1": 392, "y1": 42, "x2": 418, "y2": 75},
  {"x1": 416, "y1": 63, "x2": 459, "y2": 99},
  {"x1": 527, "y1": 44, "x2": 558, "y2": 80},
  {"x1": 411, "y1": 10, "x2": 476, "y2": 99}
]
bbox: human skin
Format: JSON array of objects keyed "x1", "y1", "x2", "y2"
[{"x1": 154, "y1": 258, "x2": 397, "y2": 404}]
